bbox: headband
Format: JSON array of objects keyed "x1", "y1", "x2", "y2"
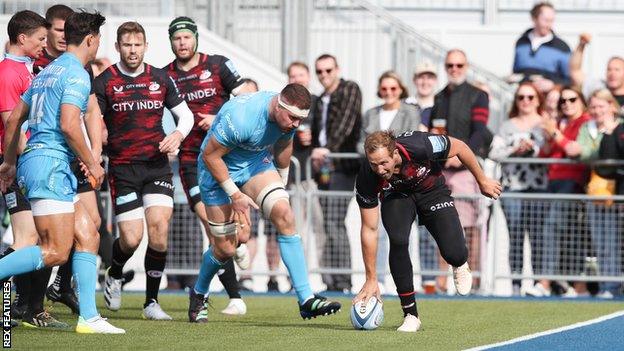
[{"x1": 278, "y1": 95, "x2": 309, "y2": 119}]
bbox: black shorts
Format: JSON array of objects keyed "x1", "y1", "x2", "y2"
[
  {"x1": 0, "y1": 155, "x2": 30, "y2": 214},
  {"x1": 380, "y1": 184, "x2": 468, "y2": 267},
  {"x1": 70, "y1": 160, "x2": 95, "y2": 194},
  {"x1": 108, "y1": 159, "x2": 174, "y2": 215},
  {"x1": 178, "y1": 162, "x2": 201, "y2": 210}
]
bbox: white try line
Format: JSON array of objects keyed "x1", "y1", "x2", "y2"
[{"x1": 464, "y1": 310, "x2": 624, "y2": 351}]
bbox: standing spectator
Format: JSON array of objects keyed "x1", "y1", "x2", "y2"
[
  {"x1": 544, "y1": 85, "x2": 563, "y2": 120},
  {"x1": 512, "y1": 2, "x2": 571, "y2": 92},
  {"x1": 430, "y1": 49, "x2": 490, "y2": 291},
  {"x1": 569, "y1": 33, "x2": 624, "y2": 109},
  {"x1": 405, "y1": 62, "x2": 437, "y2": 132},
  {"x1": 311, "y1": 54, "x2": 362, "y2": 292},
  {"x1": 540, "y1": 86, "x2": 591, "y2": 296},
  {"x1": 577, "y1": 89, "x2": 622, "y2": 298},
  {"x1": 489, "y1": 82, "x2": 548, "y2": 296}
]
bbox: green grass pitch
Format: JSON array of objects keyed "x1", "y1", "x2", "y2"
[{"x1": 8, "y1": 293, "x2": 623, "y2": 351}]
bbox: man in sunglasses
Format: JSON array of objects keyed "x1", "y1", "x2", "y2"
[
  {"x1": 310, "y1": 53, "x2": 362, "y2": 293},
  {"x1": 429, "y1": 49, "x2": 491, "y2": 293}
]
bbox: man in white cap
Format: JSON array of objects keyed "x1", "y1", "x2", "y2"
[{"x1": 406, "y1": 62, "x2": 438, "y2": 132}]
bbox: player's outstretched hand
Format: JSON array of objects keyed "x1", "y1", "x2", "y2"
[
  {"x1": 231, "y1": 192, "x2": 259, "y2": 214},
  {"x1": 86, "y1": 162, "x2": 105, "y2": 189},
  {"x1": 478, "y1": 177, "x2": 502, "y2": 200},
  {"x1": 353, "y1": 279, "x2": 381, "y2": 305},
  {"x1": 197, "y1": 113, "x2": 215, "y2": 131},
  {"x1": 0, "y1": 163, "x2": 16, "y2": 193},
  {"x1": 159, "y1": 131, "x2": 184, "y2": 154}
]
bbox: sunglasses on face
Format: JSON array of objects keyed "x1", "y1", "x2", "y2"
[
  {"x1": 559, "y1": 97, "x2": 578, "y2": 105},
  {"x1": 445, "y1": 63, "x2": 465, "y2": 69},
  {"x1": 315, "y1": 68, "x2": 334, "y2": 75},
  {"x1": 380, "y1": 86, "x2": 399, "y2": 92},
  {"x1": 516, "y1": 94, "x2": 536, "y2": 102}
]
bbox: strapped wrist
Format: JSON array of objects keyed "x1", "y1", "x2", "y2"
[{"x1": 220, "y1": 178, "x2": 239, "y2": 197}]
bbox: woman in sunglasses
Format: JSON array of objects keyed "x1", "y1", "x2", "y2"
[
  {"x1": 540, "y1": 85, "x2": 592, "y2": 297},
  {"x1": 490, "y1": 82, "x2": 548, "y2": 296}
]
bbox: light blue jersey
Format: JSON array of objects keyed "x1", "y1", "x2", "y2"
[
  {"x1": 198, "y1": 91, "x2": 294, "y2": 205},
  {"x1": 17, "y1": 52, "x2": 90, "y2": 202},
  {"x1": 21, "y1": 52, "x2": 91, "y2": 162}
]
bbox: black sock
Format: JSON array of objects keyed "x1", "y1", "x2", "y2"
[
  {"x1": 54, "y1": 249, "x2": 74, "y2": 293},
  {"x1": 144, "y1": 246, "x2": 167, "y2": 306},
  {"x1": 13, "y1": 273, "x2": 31, "y2": 306},
  {"x1": 110, "y1": 238, "x2": 133, "y2": 279},
  {"x1": 218, "y1": 259, "x2": 241, "y2": 299},
  {"x1": 29, "y1": 267, "x2": 52, "y2": 314},
  {"x1": 389, "y1": 242, "x2": 418, "y2": 317},
  {"x1": 398, "y1": 291, "x2": 418, "y2": 317}
]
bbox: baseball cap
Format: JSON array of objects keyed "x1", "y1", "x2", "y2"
[{"x1": 414, "y1": 62, "x2": 437, "y2": 77}]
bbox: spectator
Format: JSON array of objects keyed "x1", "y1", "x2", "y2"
[
  {"x1": 512, "y1": 2, "x2": 571, "y2": 92},
  {"x1": 577, "y1": 89, "x2": 622, "y2": 298},
  {"x1": 311, "y1": 53, "x2": 362, "y2": 292},
  {"x1": 405, "y1": 62, "x2": 437, "y2": 131},
  {"x1": 540, "y1": 85, "x2": 591, "y2": 296},
  {"x1": 430, "y1": 49, "x2": 490, "y2": 291},
  {"x1": 569, "y1": 33, "x2": 624, "y2": 110},
  {"x1": 489, "y1": 82, "x2": 548, "y2": 296},
  {"x1": 240, "y1": 77, "x2": 259, "y2": 92},
  {"x1": 544, "y1": 85, "x2": 563, "y2": 120}
]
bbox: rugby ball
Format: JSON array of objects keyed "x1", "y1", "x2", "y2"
[{"x1": 350, "y1": 297, "x2": 384, "y2": 330}]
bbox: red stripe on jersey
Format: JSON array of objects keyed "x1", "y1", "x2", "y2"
[
  {"x1": 471, "y1": 107, "x2": 489, "y2": 123},
  {"x1": 395, "y1": 142, "x2": 411, "y2": 161}
]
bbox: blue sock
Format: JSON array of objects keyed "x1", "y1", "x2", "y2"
[
  {"x1": 72, "y1": 251, "x2": 98, "y2": 320},
  {"x1": 277, "y1": 234, "x2": 313, "y2": 304},
  {"x1": 194, "y1": 247, "x2": 223, "y2": 295},
  {"x1": 0, "y1": 245, "x2": 44, "y2": 280}
]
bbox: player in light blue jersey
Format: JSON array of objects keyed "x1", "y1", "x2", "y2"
[
  {"x1": 188, "y1": 83, "x2": 341, "y2": 323},
  {"x1": 0, "y1": 11, "x2": 124, "y2": 334}
]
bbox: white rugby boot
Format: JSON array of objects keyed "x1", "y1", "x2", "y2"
[
  {"x1": 143, "y1": 300, "x2": 173, "y2": 320},
  {"x1": 452, "y1": 262, "x2": 472, "y2": 296},
  {"x1": 397, "y1": 314, "x2": 421, "y2": 332},
  {"x1": 76, "y1": 315, "x2": 125, "y2": 334},
  {"x1": 104, "y1": 268, "x2": 122, "y2": 311},
  {"x1": 220, "y1": 298, "x2": 247, "y2": 315}
]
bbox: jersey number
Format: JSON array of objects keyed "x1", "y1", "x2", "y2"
[{"x1": 28, "y1": 93, "x2": 45, "y2": 125}]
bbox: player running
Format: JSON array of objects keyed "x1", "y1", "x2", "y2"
[
  {"x1": 165, "y1": 16, "x2": 251, "y2": 315},
  {"x1": 0, "y1": 11, "x2": 124, "y2": 334},
  {"x1": 188, "y1": 84, "x2": 341, "y2": 323},
  {"x1": 353, "y1": 130, "x2": 501, "y2": 332},
  {"x1": 94, "y1": 21, "x2": 194, "y2": 320}
]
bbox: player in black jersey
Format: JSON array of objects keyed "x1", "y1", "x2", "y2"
[
  {"x1": 165, "y1": 16, "x2": 251, "y2": 316},
  {"x1": 353, "y1": 130, "x2": 501, "y2": 332},
  {"x1": 94, "y1": 21, "x2": 194, "y2": 321}
]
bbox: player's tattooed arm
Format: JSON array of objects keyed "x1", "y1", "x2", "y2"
[{"x1": 447, "y1": 136, "x2": 502, "y2": 199}]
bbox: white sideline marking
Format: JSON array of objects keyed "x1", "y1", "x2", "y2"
[{"x1": 464, "y1": 310, "x2": 624, "y2": 351}]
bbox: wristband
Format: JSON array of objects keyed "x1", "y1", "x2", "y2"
[
  {"x1": 220, "y1": 178, "x2": 239, "y2": 197},
  {"x1": 277, "y1": 167, "x2": 289, "y2": 186}
]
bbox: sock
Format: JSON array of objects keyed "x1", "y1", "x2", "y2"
[
  {"x1": 109, "y1": 238, "x2": 133, "y2": 279},
  {"x1": 72, "y1": 251, "x2": 98, "y2": 320},
  {"x1": 0, "y1": 247, "x2": 15, "y2": 284},
  {"x1": 29, "y1": 267, "x2": 52, "y2": 314},
  {"x1": 194, "y1": 247, "x2": 223, "y2": 295},
  {"x1": 277, "y1": 234, "x2": 313, "y2": 304},
  {"x1": 144, "y1": 247, "x2": 167, "y2": 306},
  {"x1": 398, "y1": 291, "x2": 418, "y2": 317},
  {"x1": 55, "y1": 249, "x2": 74, "y2": 292},
  {"x1": 0, "y1": 245, "x2": 44, "y2": 280},
  {"x1": 217, "y1": 259, "x2": 241, "y2": 299}
]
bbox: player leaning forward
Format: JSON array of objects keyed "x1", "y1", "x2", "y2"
[
  {"x1": 353, "y1": 130, "x2": 501, "y2": 332},
  {"x1": 188, "y1": 84, "x2": 341, "y2": 322}
]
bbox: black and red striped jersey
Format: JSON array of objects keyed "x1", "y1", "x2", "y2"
[
  {"x1": 164, "y1": 53, "x2": 243, "y2": 163},
  {"x1": 93, "y1": 63, "x2": 184, "y2": 165},
  {"x1": 355, "y1": 131, "x2": 451, "y2": 209}
]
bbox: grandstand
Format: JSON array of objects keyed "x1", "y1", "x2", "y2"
[{"x1": 0, "y1": 0, "x2": 623, "y2": 349}]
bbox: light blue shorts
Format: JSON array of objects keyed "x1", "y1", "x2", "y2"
[
  {"x1": 198, "y1": 157, "x2": 276, "y2": 206},
  {"x1": 17, "y1": 154, "x2": 77, "y2": 202}
]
